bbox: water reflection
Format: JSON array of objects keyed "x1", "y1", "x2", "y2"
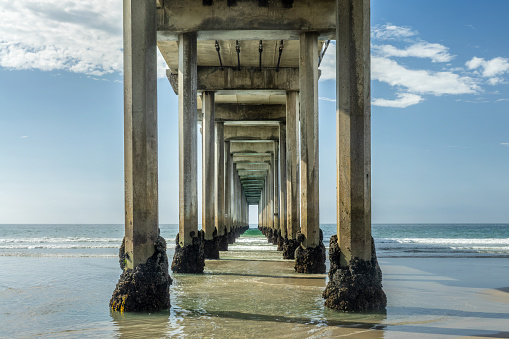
[
  {"x1": 111, "y1": 311, "x2": 174, "y2": 338},
  {"x1": 111, "y1": 252, "x2": 387, "y2": 338}
]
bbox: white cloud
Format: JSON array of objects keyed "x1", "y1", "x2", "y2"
[
  {"x1": 500, "y1": 143, "x2": 509, "y2": 146},
  {"x1": 372, "y1": 93, "x2": 423, "y2": 108},
  {"x1": 319, "y1": 22, "x2": 509, "y2": 108},
  {"x1": 466, "y1": 57, "x2": 484, "y2": 70},
  {"x1": 0, "y1": 1, "x2": 122, "y2": 75},
  {"x1": 482, "y1": 57, "x2": 509, "y2": 77},
  {"x1": 465, "y1": 57, "x2": 509, "y2": 85},
  {"x1": 372, "y1": 56, "x2": 478, "y2": 96},
  {"x1": 487, "y1": 77, "x2": 504, "y2": 86},
  {"x1": 319, "y1": 41, "x2": 336, "y2": 81},
  {"x1": 20, "y1": 136, "x2": 28, "y2": 139},
  {"x1": 374, "y1": 42, "x2": 454, "y2": 63},
  {"x1": 319, "y1": 97, "x2": 336, "y2": 102},
  {"x1": 372, "y1": 24, "x2": 417, "y2": 40},
  {"x1": 0, "y1": 0, "x2": 168, "y2": 78},
  {"x1": 319, "y1": 30, "x2": 481, "y2": 108}
]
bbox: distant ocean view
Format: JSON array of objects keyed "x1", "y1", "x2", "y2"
[
  {"x1": 2, "y1": 224, "x2": 509, "y2": 258},
  {"x1": 2, "y1": 224, "x2": 509, "y2": 338}
]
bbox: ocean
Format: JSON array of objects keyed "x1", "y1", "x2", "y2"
[
  {"x1": 1, "y1": 224, "x2": 509, "y2": 338},
  {"x1": 2, "y1": 224, "x2": 509, "y2": 259}
]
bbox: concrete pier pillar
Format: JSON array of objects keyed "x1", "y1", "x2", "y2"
[
  {"x1": 232, "y1": 167, "x2": 237, "y2": 241},
  {"x1": 266, "y1": 172, "x2": 270, "y2": 232},
  {"x1": 111, "y1": 0, "x2": 170, "y2": 312},
  {"x1": 241, "y1": 195, "x2": 246, "y2": 227},
  {"x1": 268, "y1": 153, "x2": 275, "y2": 244},
  {"x1": 245, "y1": 197, "x2": 249, "y2": 226},
  {"x1": 215, "y1": 122, "x2": 228, "y2": 251},
  {"x1": 171, "y1": 32, "x2": 205, "y2": 273},
  {"x1": 283, "y1": 91, "x2": 300, "y2": 260},
  {"x1": 279, "y1": 123, "x2": 287, "y2": 242},
  {"x1": 202, "y1": 92, "x2": 219, "y2": 259},
  {"x1": 228, "y1": 163, "x2": 237, "y2": 244},
  {"x1": 258, "y1": 201, "x2": 261, "y2": 228},
  {"x1": 241, "y1": 188, "x2": 246, "y2": 227},
  {"x1": 323, "y1": 0, "x2": 386, "y2": 312},
  {"x1": 274, "y1": 141, "x2": 282, "y2": 250},
  {"x1": 263, "y1": 185, "x2": 267, "y2": 229},
  {"x1": 260, "y1": 187, "x2": 264, "y2": 229},
  {"x1": 224, "y1": 141, "x2": 232, "y2": 243},
  {"x1": 294, "y1": 31, "x2": 326, "y2": 274}
]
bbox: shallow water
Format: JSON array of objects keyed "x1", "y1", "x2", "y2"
[
  {"x1": 2, "y1": 225, "x2": 509, "y2": 338},
  {"x1": 2, "y1": 246, "x2": 509, "y2": 338}
]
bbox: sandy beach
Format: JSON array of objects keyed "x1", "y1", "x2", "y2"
[{"x1": 1, "y1": 248, "x2": 508, "y2": 338}]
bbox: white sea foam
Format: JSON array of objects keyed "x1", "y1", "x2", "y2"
[
  {"x1": 0, "y1": 237, "x2": 123, "y2": 243},
  {"x1": 0, "y1": 252, "x2": 118, "y2": 258},
  {"x1": 234, "y1": 237, "x2": 268, "y2": 244},
  {"x1": 226, "y1": 245, "x2": 278, "y2": 251},
  {"x1": 0, "y1": 243, "x2": 176, "y2": 250},
  {"x1": 379, "y1": 238, "x2": 509, "y2": 245},
  {"x1": 0, "y1": 244, "x2": 120, "y2": 249}
]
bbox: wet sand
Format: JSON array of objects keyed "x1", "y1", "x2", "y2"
[
  {"x1": 1, "y1": 252, "x2": 509, "y2": 338},
  {"x1": 110, "y1": 255, "x2": 509, "y2": 338}
]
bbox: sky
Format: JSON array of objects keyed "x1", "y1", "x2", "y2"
[{"x1": 0, "y1": 0, "x2": 508, "y2": 224}]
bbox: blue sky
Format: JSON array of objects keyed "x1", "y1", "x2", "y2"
[{"x1": 0, "y1": 0, "x2": 508, "y2": 224}]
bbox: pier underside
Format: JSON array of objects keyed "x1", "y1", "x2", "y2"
[{"x1": 113, "y1": 0, "x2": 386, "y2": 313}]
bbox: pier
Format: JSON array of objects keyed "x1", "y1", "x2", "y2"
[{"x1": 111, "y1": 0, "x2": 386, "y2": 313}]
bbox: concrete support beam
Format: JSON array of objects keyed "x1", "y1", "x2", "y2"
[
  {"x1": 199, "y1": 67, "x2": 299, "y2": 93},
  {"x1": 202, "y1": 92, "x2": 215, "y2": 241},
  {"x1": 178, "y1": 32, "x2": 198, "y2": 247},
  {"x1": 157, "y1": 0, "x2": 336, "y2": 38},
  {"x1": 207, "y1": 104, "x2": 286, "y2": 122},
  {"x1": 167, "y1": 68, "x2": 299, "y2": 94},
  {"x1": 286, "y1": 91, "x2": 300, "y2": 240},
  {"x1": 279, "y1": 122, "x2": 287, "y2": 239},
  {"x1": 224, "y1": 125, "x2": 279, "y2": 142},
  {"x1": 336, "y1": 0, "x2": 372, "y2": 265},
  {"x1": 299, "y1": 32, "x2": 320, "y2": 249},
  {"x1": 238, "y1": 170, "x2": 268, "y2": 177},
  {"x1": 233, "y1": 155, "x2": 272, "y2": 164},
  {"x1": 236, "y1": 163, "x2": 270, "y2": 171},
  {"x1": 215, "y1": 122, "x2": 225, "y2": 237},
  {"x1": 158, "y1": 30, "x2": 334, "y2": 42},
  {"x1": 230, "y1": 141, "x2": 274, "y2": 154},
  {"x1": 241, "y1": 178, "x2": 265, "y2": 184},
  {"x1": 123, "y1": 0, "x2": 159, "y2": 269}
]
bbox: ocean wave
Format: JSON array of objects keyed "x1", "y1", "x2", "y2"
[
  {"x1": 0, "y1": 243, "x2": 177, "y2": 250},
  {"x1": 0, "y1": 252, "x2": 118, "y2": 258},
  {"x1": 378, "y1": 238, "x2": 509, "y2": 245},
  {"x1": 0, "y1": 237, "x2": 123, "y2": 243},
  {"x1": 0, "y1": 244, "x2": 120, "y2": 249},
  {"x1": 234, "y1": 238, "x2": 274, "y2": 244},
  {"x1": 227, "y1": 245, "x2": 278, "y2": 251},
  {"x1": 450, "y1": 246, "x2": 509, "y2": 252}
]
